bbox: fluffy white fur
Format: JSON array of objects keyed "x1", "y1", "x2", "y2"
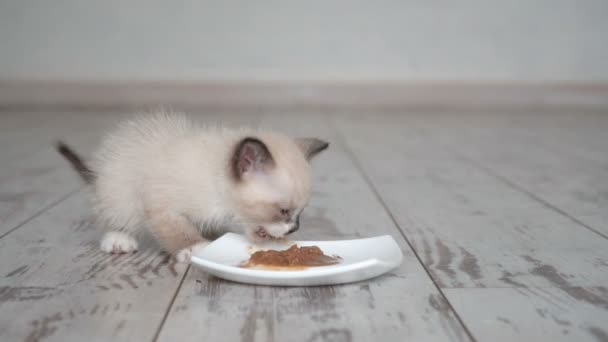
[{"x1": 80, "y1": 112, "x2": 327, "y2": 262}]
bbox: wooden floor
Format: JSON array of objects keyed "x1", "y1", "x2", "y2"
[{"x1": 1, "y1": 110, "x2": 608, "y2": 342}]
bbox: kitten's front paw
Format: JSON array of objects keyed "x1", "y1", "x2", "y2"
[
  {"x1": 100, "y1": 231, "x2": 138, "y2": 254},
  {"x1": 175, "y1": 241, "x2": 209, "y2": 263}
]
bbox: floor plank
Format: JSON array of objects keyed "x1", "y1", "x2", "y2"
[
  {"x1": 445, "y1": 287, "x2": 608, "y2": 342},
  {"x1": 418, "y1": 113, "x2": 608, "y2": 237},
  {"x1": 0, "y1": 191, "x2": 188, "y2": 342},
  {"x1": 158, "y1": 112, "x2": 472, "y2": 342},
  {"x1": 336, "y1": 114, "x2": 608, "y2": 287},
  {"x1": 495, "y1": 112, "x2": 608, "y2": 169},
  {"x1": 334, "y1": 113, "x2": 608, "y2": 340}
]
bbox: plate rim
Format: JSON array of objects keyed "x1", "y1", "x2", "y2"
[
  {"x1": 190, "y1": 256, "x2": 385, "y2": 279},
  {"x1": 190, "y1": 232, "x2": 403, "y2": 281}
]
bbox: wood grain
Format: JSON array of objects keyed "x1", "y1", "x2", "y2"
[
  {"x1": 420, "y1": 113, "x2": 608, "y2": 237},
  {"x1": 445, "y1": 287, "x2": 608, "y2": 342},
  {"x1": 0, "y1": 192, "x2": 188, "y2": 342},
  {"x1": 335, "y1": 114, "x2": 608, "y2": 287},
  {"x1": 335, "y1": 113, "x2": 608, "y2": 340}
]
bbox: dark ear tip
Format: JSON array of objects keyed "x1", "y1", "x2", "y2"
[
  {"x1": 294, "y1": 137, "x2": 329, "y2": 160},
  {"x1": 231, "y1": 136, "x2": 274, "y2": 180}
]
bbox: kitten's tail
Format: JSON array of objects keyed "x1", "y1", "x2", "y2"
[{"x1": 55, "y1": 141, "x2": 95, "y2": 184}]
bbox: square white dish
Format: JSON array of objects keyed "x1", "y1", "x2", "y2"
[{"x1": 190, "y1": 233, "x2": 403, "y2": 286}]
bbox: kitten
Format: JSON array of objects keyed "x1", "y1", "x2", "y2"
[{"x1": 57, "y1": 112, "x2": 329, "y2": 262}]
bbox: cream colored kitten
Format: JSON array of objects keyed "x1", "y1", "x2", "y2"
[{"x1": 57, "y1": 112, "x2": 328, "y2": 262}]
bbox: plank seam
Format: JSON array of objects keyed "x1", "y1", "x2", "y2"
[
  {"x1": 329, "y1": 116, "x2": 477, "y2": 342},
  {"x1": 152, "y1": 265, "x2": 191, "y2": 342},
  {"x1": 452, "y1": 151, "x2": 608, "y2": 241},
  {"x1": 0, "y1": 188, "x2": 80, "y2": 240}
]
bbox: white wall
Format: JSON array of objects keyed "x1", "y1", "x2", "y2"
[{"x1": 1, "y1": 0, "x2": 607, "y2": 82}]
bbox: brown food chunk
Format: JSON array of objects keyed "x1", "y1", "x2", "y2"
[{"x1": 244, "y1": 245, "x2": 340, "y2": 268}]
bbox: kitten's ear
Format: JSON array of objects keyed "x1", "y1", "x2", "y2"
[
  {"x1": 295, "y1": 137, "x2": 329, "y2": 161},
  {"x1": 232, "y1": 137, "x2": 275, "y2": 180}
]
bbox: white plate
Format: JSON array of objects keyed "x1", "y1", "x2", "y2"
[{"x1": 190, "y1": 233, "x2": 403, "y2": 286}]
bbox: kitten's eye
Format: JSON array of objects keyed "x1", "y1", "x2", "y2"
[{"x1": 280, "y1": 208, "x2": 290, "y2": 216}]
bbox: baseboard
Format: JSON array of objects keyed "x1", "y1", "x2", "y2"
[{"x1": 1, "y1": 80, "x2": 608, "y2": 111}]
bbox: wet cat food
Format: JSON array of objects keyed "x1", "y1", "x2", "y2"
[{"x1": 242, "y1": 245, "x2": 340, "y2": 269}]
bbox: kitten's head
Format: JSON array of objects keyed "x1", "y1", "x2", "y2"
[{"x1": 229, "y1": 134, "x2": 329, "y2": 241}]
